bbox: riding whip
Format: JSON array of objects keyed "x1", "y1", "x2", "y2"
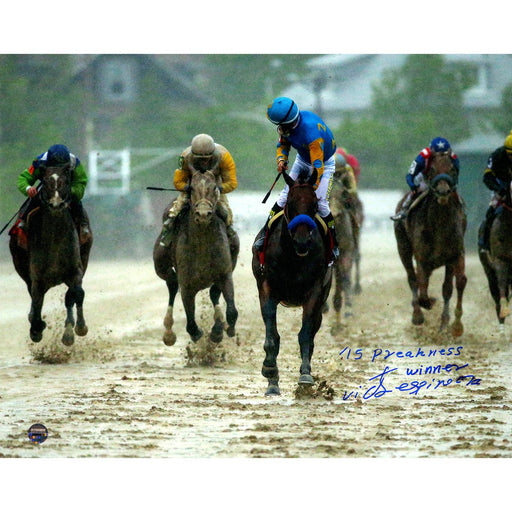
[
  {"x1": 146, "y1": 186, "x2": 180, "y2": 192},
  {"x1": 262, "y1": 173, "x2": 281, "y2": 204}
]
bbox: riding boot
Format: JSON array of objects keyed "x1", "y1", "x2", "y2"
[
  {"x1": 253, "y1": 202, "x2": 283, "y2": 252},
  {"x1": 390, "y1": 190, "x2": 415, "y2": 221},
  {"x1": 322, "y1": 212, "x2": 339, "y2": 262},
  {"x1": 70, "y1": 201, "x2": 90, "y2": 242},
  {"x1": 159, "y1": 216, "x2": 176, "y2": 247}
]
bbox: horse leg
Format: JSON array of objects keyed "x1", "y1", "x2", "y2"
[
  {"x1": 451, "y1": 257, "x2": 467, "y2": 337},
  {"x1": 163, "y1": 270, "x2": 179, "y2": 346},
  {"x1": 439, "y1": 265, "x2": 454, "y2": 333},
  {"x1": 341, "y1": 253, "x2": 354, "y2": 318},
  {"x1": 494, "y1": 260, "x2": 510, "y2": 320},
  {"x1": 29, "y1": 281, "x2": 47, "y2": 342},
  {"x1": 332, "y1": 262, "x2": 343, "y2": 324},
  {"x1": 478, "y1": 250, "x2": 503, "y2": 327},
  {"x1": 209, "y1": 284, "x2": 225, "y2": 343},
  {"x1": 260, "y1": 288, "x2": 281, "y2": 395},
  {"x1": 395, "y1": 223, "x2": 423, "y2": 325},
  {"x1": 219, "y1": 273, "x2": 238, "y2": 338},
  {"x1": 297, "y1": 300, "x2": 323, "y2": 386},
  {"x1": 416, "y1": 264, "x2": 435, "y2": 310},
  {"x1": 181, "y1": 288, "x2": 203, "y2": 342},
  {"x1": 353, "y1": 244, "x2": 362, "y2": 295}
]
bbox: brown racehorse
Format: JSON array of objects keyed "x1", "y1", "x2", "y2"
[
  {"x1": 329, "y1": 184, "x2": 364, "y2": 322},
  {"x1": 252, "y1": 169, "x2": 332, "y2": 395},
  {"x1": 9, "y1": 164, "x2": 93, "y2": 345},
  {"x1": 153, "y1": 169, "x2": 239, "y2": 346},
  {"x1": 394, "y1": 157, "x2": 467, "y2": 336},
  {"x1": 478, "y1": 183, "x2": 512, "y2": 329}
]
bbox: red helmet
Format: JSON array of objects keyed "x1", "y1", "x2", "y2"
[{"x1": 337, "y1": 148, "x2": 360, "y2": 183}]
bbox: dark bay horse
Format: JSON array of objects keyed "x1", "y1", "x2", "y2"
[
  {"x1": 9, "y1": 164, "x2": 93, "y2": 345},
  {"x1": 329, "y1": 184, "x2": 364, "y2": 322},
  {"x1": 153, "y1": 169, "x2": 239, "y2": 346},
  {"x1": 252, "y1": 169, "x2": 332, "y2": 395},
  {"x1": 478, "y1": 183, "x2": 512, "y2": 329},
  {"x1": 394, "y1": 158, "x2": 467, "y2": 336}
]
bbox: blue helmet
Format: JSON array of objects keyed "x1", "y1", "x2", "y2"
[
  {"x1": 47, "y1": 144, "x2": 71, "y2": 165},
  {"x1": 429, "y1": 137, "x2": 451, "y2": 153},
  {"x1": 267, "y1": 97, "x2": 300, "y2": 126}
]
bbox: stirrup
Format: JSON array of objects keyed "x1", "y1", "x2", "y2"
[
  {"x1": 390, "y1": 211, "x2": 406, "y2": 221},
  {"x1": 253, "y1": 234, "x2": 265, "y2": 251},
  {"x1": 328, "y1": 246, "x2": 340, "y2": 266}
]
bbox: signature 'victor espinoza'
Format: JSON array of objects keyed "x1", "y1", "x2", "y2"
[{"x1": 342, "y1": 365, "x2": 482, "y2": 401}]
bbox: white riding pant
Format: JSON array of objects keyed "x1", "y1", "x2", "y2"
[{"x1": 276, "y1": 154, "x2": 335, "y2": 217}]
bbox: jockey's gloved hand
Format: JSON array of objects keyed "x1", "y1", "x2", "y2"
[
  {"x1": 277, "y1": 160, "x2": 288, "y2": 173},
  {"x1": 217, "y1": 185, "x2": 223, "y2": 193},
  {"x1": 184, "y1": 185, "x2": 191, "y2": 194},
  {"x1": 26, "y1": 186, "x2": 38, "y2": 198}
]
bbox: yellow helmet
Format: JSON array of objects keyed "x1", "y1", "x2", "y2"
[{"x1": 505, "y1": 130, "x2": 512, "y2": 153}]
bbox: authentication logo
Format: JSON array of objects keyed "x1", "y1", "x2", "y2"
[{"x1": 28, "y1": 423, "x2": 48, "y2": 444}]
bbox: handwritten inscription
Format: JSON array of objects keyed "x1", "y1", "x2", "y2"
[{"x1": 339, "y1": 346, "x2": 481, "y2": 401}]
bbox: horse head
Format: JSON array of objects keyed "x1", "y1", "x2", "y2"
[
  {"x1": 427, "y1": 155, "x2": 458, "y2": 205},
  {"x1": 189, "y1": 169, "x2": 220, "y2": 225},
  {"x1": 283, "y1": 169, "x2": 319, "y2": 257},
  {"x1": 40, "y1": 164, "x2": 72, "y2": 211},
  {"x1": 429, "y1": 173, "x2": 457, "y2": 205}
]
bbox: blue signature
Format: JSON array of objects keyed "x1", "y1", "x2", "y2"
[{"x1": 342, "y1": 365, "x2": 482, "y2": 401}]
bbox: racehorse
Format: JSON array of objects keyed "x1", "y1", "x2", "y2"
[
  {"x1": 252, "y1": 169, "x2": 333, "y2": 395},
  {"x1": 478, "y1": 182, "x2": 512, "y2": 329},
  {"x1": 393, "y1": 155, "x2": 467, "y2": 336},
  {"x1": 329, "y1": 184, "x2": 364, "y2": 321},
  {"x1": 9, "y1": 164, "x2": 93, "y2": 345},
  {"x1": 153, "y1": 169, "x2": 239, "y2": 346}
]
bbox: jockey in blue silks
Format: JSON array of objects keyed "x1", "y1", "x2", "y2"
[{"x1": 254, "y1": 96, "x2": 339, "y2": 262}]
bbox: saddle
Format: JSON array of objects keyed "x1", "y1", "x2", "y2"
[
  {"x1": 258, "y1": 210, "x2": 331, "y2": 267},
  {"x1": 9, "y1": 206, "x2": 91, "y2": 250},
  {"x1": 8, "y1": 218, "x2": 28, "y2": 250}
]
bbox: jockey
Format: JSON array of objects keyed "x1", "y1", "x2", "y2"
[
  {"x1": 390, "y1": 136, "x2": 460, "y2": 221},
  {"x1": 17, "y1": 144, "x2": 90, "y2": 239},
  {"x1": 158, "y1": 133, "x2": 238, "y2": 247},
  {"x1": 334, "y1": 152, "x2": 358, "y2": 197},
  {"x1": 253, "y1": 96, "x2": 339, "y2": 261},
  {"x1": 478, "y1": 129, "x2": 512, "y2": 252},
  {"x1": 337, "y1": 147, "x2": 361, "y2": 184}
]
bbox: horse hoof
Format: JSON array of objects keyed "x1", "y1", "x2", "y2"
[
  {"x1": 226, "y1": 325, "x2": 236, "y2": 337},
  {"x1": 298, "y1": 374, "x2": 315, "y2": 386},
  {"x1": 62, "y1": 334, "x2": 75, "y2": 346},
  {"x1": 163, "y1": 331, "x2": 177, "y2": 346},
  {"x1": 354, "y1": 285, "x2": 362, "y2": 295},
  {"x1": 451, "y1": 322, "x2": 464, "y2": 337},
  {"x1": 75, "y1": 324, "x2": 88, "y2": 337},
  {"x1": 209, "y1": 332, "x2": 223, "y2": 344},
  {"x1": 265, "y1": 383, "x2": 281, "y2": 396},
  {"x1": 30, "y1": 331, "x2": 43, "y2": 343},
  {"x1": 62, "y1": 323, "x2": 75, "y2": 345},
  {"x1": 412, "y1": 312, "x2": 425, "y2": 325},
  {"x1": 344, "y1": 310, "x2": 354, "y2": 318},
  {"x1": 190, "y1": 329, "x2": 203, "y2": 343}
]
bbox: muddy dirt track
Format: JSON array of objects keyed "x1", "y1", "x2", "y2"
[{"x1": 0, "y1": 227, "x2": 511, "y2": 464}]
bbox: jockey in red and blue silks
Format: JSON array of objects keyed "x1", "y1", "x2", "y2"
[
  {"x1": 253, "y1": 96, "x2": 339, "y2": 262},
  {"x1": 391, "y1": 137, "x2": 460, "y2": 221}
]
